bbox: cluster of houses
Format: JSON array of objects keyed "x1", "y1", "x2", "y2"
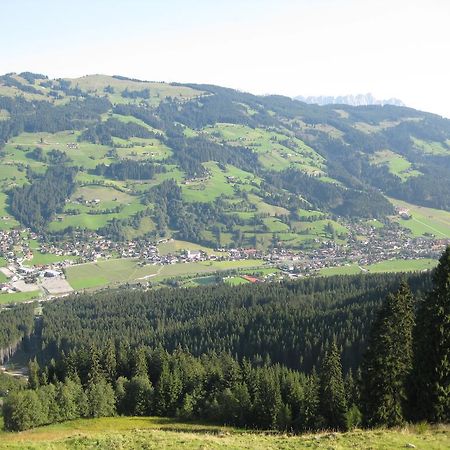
[
  {"x1": 0, "y1": 262, "x2": 66, "y2": 297},
  {"x1": 1, "y1": 215, "x2": 449, "y2": 300},
  {"x1": 269, "y1": 219, "x2": 449, "y2": 275}
]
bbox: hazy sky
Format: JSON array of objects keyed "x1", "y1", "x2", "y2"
[{"x1": 2, "y1": 0, "x2": 450, "y2": 117}]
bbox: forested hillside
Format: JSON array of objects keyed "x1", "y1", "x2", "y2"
[
  {"x1": 1, "y1": 72, "x2": 449, "y2": 249},
  {"x1": 38, "y1": 272, "x2": 432, "y2": 373},
  {"x1": 1, "y1": 248, "x2": 449, "y2": 433}
]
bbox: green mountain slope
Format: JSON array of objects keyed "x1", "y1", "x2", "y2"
[{"x1": 1, "y1": 72, "x2": 449, "y2": 250}]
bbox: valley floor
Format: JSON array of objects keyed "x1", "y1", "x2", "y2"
[{"x1": 0, "y1": 417, "x2": 448, "y2": 449}]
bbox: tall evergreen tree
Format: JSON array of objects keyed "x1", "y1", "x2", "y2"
[
  {"x1": 2, "y1": 390, "x2": 45, "y2": 431},
  {"x1": 319, "y1": 342, "x2": 347, "y2": 430},
  {"x1": 361, "y1": 282, "x2": 415, "y2": 426},
  {"x1": 410, "y1": 247, "x2": 450, "y2": 422},
  {"x1": 86, "y1": 378, "x2": 116, "y2": 418},
  {"x1": 154, "y1": 367, "x2": 182, "y2": 416},
  {"x1": 28, "y1": 358, "x2": 40, "y2": 390},
  {"x1": 133, "y1": 346, "x2": 148, "y2": 378},
  {"x1": 102, "y1": 340, "x2": 117, "y2": 383},
  {"x1": 301, "y1": 367, "x2": 320, "y2": 431},
  {"x1": 252, "y1": 369, "x2": 282, "y2": 429}
]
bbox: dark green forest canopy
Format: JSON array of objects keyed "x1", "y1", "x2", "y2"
[
  {"x1": 0, "y1": 303, "x2": 35, "y2": 363},
  {"x1": 39, "y1": 272, "x2": 432, "y2": 373},
  {"x1": 8, "y1": 165, "x2": 77, "y2": 231}
]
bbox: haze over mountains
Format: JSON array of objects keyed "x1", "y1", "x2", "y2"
[{"x1": 295, "y1": 93, "x2": 405, "y2": 107}]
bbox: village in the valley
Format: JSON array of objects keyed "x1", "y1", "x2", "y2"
[{"x1": 1, "y1": 204, "x2": 448, "y2": 301}]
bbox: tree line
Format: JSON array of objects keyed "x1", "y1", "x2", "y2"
[
  {"x1": 79, "y1": 118, "x2": 156, "y2": 146},
  {"x1": 93, "y1": 159, "x2": 165, "y2": 181},
  {"x1": 0, "y1": 303, "x2": 34, "y2": 365}
]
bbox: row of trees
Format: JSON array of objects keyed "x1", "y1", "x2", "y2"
[
  {"x1": 361, "y1": 248, "x2": 450, "y2": 425},
  {"x1": 3, "y1": 342, "x2": 355, "y2": 432},
  {"x1": 79, "y1": 118, "x2": 155, "y2": 145},
  {"x1": 93, "y1": 159, "x2": 165, "y2": 181}
]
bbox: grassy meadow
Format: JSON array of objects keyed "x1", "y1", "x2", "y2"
[
  {"x1": 0, "y1": 417, "x2": 448, "y2": 450},
  {"x1": 319, "y1": 258, "x2": 437, "y2": 276},
  {"x1": 370, "y1": 150, "x2": 422, "y2": 180},
  {"x1": 0, "y1": 290, "x2": 41, "y2": 305},
  {"x1": 389, "y1": 198, "x2": 450, "y2": 238}
]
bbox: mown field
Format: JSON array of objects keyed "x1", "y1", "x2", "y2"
[
  {"x1": 319, "y1": 258, "x2": 438, "y2": 276},
  {"x1": 0, "y1": 290, "x2": 41, "y2": 305},
  {"x1": 389, "y1": 198, "x2": 450, "y2": 238},
  {"x1": 0, "y1": 417, "x2": 448, "y2": 449},
  {"x1": 65, "y1": 258, "x2": 268, "y2": 290}
]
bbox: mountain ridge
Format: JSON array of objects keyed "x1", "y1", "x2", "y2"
[
  {"x1": 295, "y1": 93, "x2": 405, "y2": 107},
  {"x1": 0, "y1": 72, "x2": 449, "y2": 253}
]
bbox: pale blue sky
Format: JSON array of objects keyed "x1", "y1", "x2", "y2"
[{"x1": 2, "y1": 0, "x2": 450, "y2": 117}]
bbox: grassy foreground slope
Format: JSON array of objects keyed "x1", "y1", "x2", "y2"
[{"x1": 0, "y1": 417, "x2": 448, "y2": 449}]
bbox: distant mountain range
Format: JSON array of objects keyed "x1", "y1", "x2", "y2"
[{"x1": 295, "y1": 93, "x2": 405, "y2": 107}]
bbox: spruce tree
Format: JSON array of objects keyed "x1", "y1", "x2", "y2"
[
  {"x1": 102, "y1": 339, "x2": 117, "y2": 383},
  {"x1": 126, "y1": 375, "x2": 154, "y2": 416},
  {"x1": 252, "y1": 369, "x2": 282, "y2": 429},
  {"x1": 2, "y1": 390, "x2": 44, "y2": 431},
  {"x1": 28, "y1": 358, "x2": 40, "y2": 390},
  {"x1": 56, "y1": 380, "x2": 80, "y2": 421},
  {"x1": 133, "y1": 346, "x2": 148, "y2": 378},
  {"x1": 319, "y1": 342, "x2": 347, "y2": 430},
  {"x1": 155, "y1": 366, "x2": 182, "y2": 416},
  {"x1": 361, "y1": 282, "x2": 415, "y2": 426},
  {"x1": 86, "y1": 378, "x2": 116, "y2": 418},
  {"x1": 301, "y1": 367, "x2": 320, "y2": 431},
  {"x1": 410, "y1": 247, "x2": 450, "y2": 422}
]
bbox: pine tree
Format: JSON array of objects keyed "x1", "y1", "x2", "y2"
[
  {"x1": 319, "y1": 342, "x2": 347, "y2": 430},
  {"x1": 102, "y1": 339, "x2": 117, "y2": 383},
  {"x1": 301, "y1": 367, "x2": 320, "y2": 431},
  {"x1": 410, "y1": 247, "x2": 450, "y2": 422},
  {"x1": 115, "y1": 376, "x2": 128, "y2": 415},
  {"x1": 86, "y1": 378, "x2": 116, "y2": 418},
  {"x1": 2, "y1": 390, "x2": 45, "y2": 431},
  {"x1": 232, "y1": 382, "x2": 252, "y2": 426},
  {"x1": 37, "y1": 384, "x2": 59, "y2": 425},
  {"x1": 277, "y1": 403, "x2": 293, "y2": 430},
  {"x1": 154, "y1": 366, "x2": 182, "y2": 416},
  {"x1": 125, "y1": 375, "x2": 154, "y2": 416},
  {"x1": 133, "y1": 346, "x2": 148, "y2": 378},
  {"x1": 252, "y1": 369, "x2": 282, "y2": 429},
  {"x1": 361, "y1": 282, "x2": 415, "y2": 426},
  {"x1": 28, "y1": 358, "x2": 40, "y2": 390},
  {"x1": 56, "y1": 380, "x2": 80, "y2": 421},
  {"x1": 87, "y1": 344, "x2": 103, "y2": 385}
]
